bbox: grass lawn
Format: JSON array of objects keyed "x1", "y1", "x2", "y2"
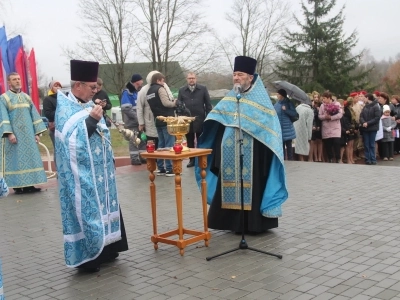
[{"x1": 39, "y1": 129, "x2": 130, "y2": 157}]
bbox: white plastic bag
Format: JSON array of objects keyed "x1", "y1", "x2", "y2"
[{"x1": 375, "y1": 119, "x2": 383, "y2": 141}]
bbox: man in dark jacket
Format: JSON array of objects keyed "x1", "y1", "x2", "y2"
[
  {"x1": 120, "y1": 74, "x2": 145, "y2": 165},
  {"x1": 177, "y1": 72, "x2": 212, "y2": 167},
  {"x1": 93, "y1": 78, "x2": 112, "y2": 127},
  {"x1": 360, "y1": 93, "x2": 381, "y2": 165}
]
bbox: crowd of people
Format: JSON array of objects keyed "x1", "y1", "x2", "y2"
[{"x1": 276, "y1": 89, "x2": 399, "y2": 165}]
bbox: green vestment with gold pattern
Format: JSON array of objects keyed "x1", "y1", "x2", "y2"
[{"x1": 0, "y1": 90, "x2": 47, "y2": 188}]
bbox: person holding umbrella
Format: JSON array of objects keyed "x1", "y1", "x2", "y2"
[{"x1": 274, "y1": 89, "x2": 297, "y2": 160}]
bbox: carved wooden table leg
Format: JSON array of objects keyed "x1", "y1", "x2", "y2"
[
  {"x1": 147, "y1": 158, "x2": 158, "y2": 250},
  {"x1": 172, "y1": 159, "x2": 185, "y2": 255},
  {"x1": 198, "y1": 155, "x2": 211, "y2": 247}
]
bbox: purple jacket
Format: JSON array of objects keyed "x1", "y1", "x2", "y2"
[{"x1": 318, "y1": 102, "x2": 343, "y2": 139}]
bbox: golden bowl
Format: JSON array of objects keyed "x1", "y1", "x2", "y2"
[
  {"x1": 167, "y1": 123, "x2": 190, "y2": 136},
  {"x1": 167, "y1": 123, "x2": 190, "y2": 152}
]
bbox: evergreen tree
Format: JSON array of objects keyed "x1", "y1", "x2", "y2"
[{"x1": 275, "y1": 0, "x2": 368, "y2": 96}]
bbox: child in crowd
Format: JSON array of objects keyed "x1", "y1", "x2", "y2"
[{"x1": 381, "y1": 105, "x2": 397, "y2": 161}]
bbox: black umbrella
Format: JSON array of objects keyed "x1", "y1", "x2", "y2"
[{"x1": 272, "y1": 81, "x2": 311, "y2": 105}]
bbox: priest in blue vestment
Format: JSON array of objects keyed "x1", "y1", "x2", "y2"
[
  {"x1": 195, "y1": 56, "x2": 288, "y2": 233},
  {"x1": 55, "y1": 60, "x2": 128, "y2": 272},
  {"x1": 0, "y1": 73, "x2": 47, "y2": 194}
]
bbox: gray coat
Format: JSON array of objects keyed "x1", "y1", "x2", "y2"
[
  {"x1": 381, "y1": 117, "x2": 397, "y2": 142},
  {"x1": 177, "y1": 84, "x2": 212, "y2": 133}
]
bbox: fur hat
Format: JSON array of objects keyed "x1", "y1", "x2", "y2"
[
  {"x1": 70, "y1": 60, "x2": 99, "y2": 82},
  {"x1": 277, "y1": 89, "x2": 287, "y2": 98},
  {"x1": 383, "y1": 104, "x2": 391, "y2": 112}
]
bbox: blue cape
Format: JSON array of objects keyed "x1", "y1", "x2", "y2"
[
  {"x1": 55, "y1": 91, "x2": 121, "y2": 267},
  {"x1": 195, "y1": 74, "x2": 288, "y2": 217}
]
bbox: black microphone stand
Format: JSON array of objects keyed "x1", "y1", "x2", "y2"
[{"x1": 206, "y1": 89, "x2": 282, "y2": 261}]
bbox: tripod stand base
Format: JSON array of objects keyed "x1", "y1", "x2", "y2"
[{"x1": 206, "y1": 239, "x2": 282, "y2": 261}]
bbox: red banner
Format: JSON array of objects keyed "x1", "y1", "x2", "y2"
[
  {"x1": 15, "y1": 47, "x2": 28, "y2": 93},
  {"x1": 0, "y1": 48, "x2": 5, "y2": 94},
  {"x1": 28, "y1": 48, "x2": 40, "y2": 112}
]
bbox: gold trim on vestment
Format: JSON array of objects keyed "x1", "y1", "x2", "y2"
[
  {"x1": 10, "y1": 103, "x2": 30, "y2": 110},
  {"x1": 11, "y1": 181, "x2": 47, "y2": 189},
  {"x1": 223, "y1": 97, "x2": 276, "y2": 116},
  {"x1": 222, "y1": 182, "x2": 252, "y2": 188},
  {"x1": 36, "y1": 129, "x2": 47, "y2": 135},
  {"x1": 5, "y1": 167, "x2": 45, "y2": 175},
  {"x1": 219, "y1": 111, "x2": 279, "y2": 137},
  {"x1": 0, "y1": 121, "x2": 10, "y2": 128},
  {"x1": 3, "y1": 93, "x2": 32, "y2": 110},
  {"x1": 221, "y1": 203, "x2": 252, "y2": 210}
]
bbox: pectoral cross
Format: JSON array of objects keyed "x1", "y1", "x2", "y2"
[{"x1": 233, "y1": 112, "x2": 238, "y2": 120}]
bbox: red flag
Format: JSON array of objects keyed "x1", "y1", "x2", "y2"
[
  {"x1": 15, "y1": 47, "x2": 28, "y2": 93},
  {"x1": 28, "y1": 48, "x2": 40, "y2": 112},
  {"x1": 0, "y1": 48, "x2": 5, "y2": 94}
]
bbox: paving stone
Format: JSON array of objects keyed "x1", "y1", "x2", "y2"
[{"x1": 2, "y1": 162, "x2": 400, "y2": 299}]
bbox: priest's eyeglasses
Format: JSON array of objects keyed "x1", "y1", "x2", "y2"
[{"x1": 80, "y1": 82, "x2": 98, "y2": 91}]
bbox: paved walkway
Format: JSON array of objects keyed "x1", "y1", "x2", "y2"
[{"x1": 1, "y1": 159, "x2": 400, "y2": 300}]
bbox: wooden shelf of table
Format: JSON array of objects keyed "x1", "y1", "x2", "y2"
[{"x1": 141, "y1": 148, "x2": 213, "y2": 255}]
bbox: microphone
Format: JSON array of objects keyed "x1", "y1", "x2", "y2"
[{"x1": 234, "y1": 84, "x2": 242, "y2": 101}]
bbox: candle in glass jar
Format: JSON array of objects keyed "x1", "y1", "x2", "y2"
[
  {"x1": 173, "y1": 143, "x2": 183, "y2": 154},
  {"x1": 146, "y1": 140, "x2": 155, "y2": 153}
]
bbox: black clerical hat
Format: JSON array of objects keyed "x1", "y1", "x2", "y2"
[
  {"x1": 70, "y1": 60, "x2": 99, "y2": 82},
  {"x1": 233, "y1": 56, "x2": 257, "y2": 75}
]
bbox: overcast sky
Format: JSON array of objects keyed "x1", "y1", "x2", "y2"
[{"x1": 2, "y1": 0, "x2": 400, "y2": 85}]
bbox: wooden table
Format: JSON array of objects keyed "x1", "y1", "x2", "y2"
[{"x1": 141, "y1": 148, "x2": 213, "y2": 255}]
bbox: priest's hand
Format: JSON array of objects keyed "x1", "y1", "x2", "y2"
[
  {"x1": 8, "y1": 133, "x2": 17, "y2": 144},
  {"x1": 35, "y1": 135, "x2": 40, "y2": 143},
  {"x1": 94, "y1": 98, "x2": 107, "y2": 108},
  {"x1": 90, "y1": 105, "x2": 104, "y2": 121}
]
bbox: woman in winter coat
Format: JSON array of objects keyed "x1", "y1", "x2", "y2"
[
  {"x1": 318, "y1": 91, "x2": 343, "y2": 163},
  {"x1": 294, "y1": 103, "x2": 314, "y2": 161},
  {"x1": 359, "y1": 93, "x2": 381, "y2": 165},
  {"x1": 274, "y1": 89, "x2": 297, "y2": 160}
]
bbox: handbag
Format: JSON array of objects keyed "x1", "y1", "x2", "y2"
[{"x1": 375, "y1": 119, "x2": 383, "y2": 141}]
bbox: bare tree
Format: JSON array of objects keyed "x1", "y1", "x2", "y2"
[
  {"x1": 63, "y1": 0, "x2": 136, "y2": 93},
  {"x1": 219, "y1": 0, "x2": 291, "y2": 81},
  {"x1": 132, "y1": 0, "x2": 218, "y2": 85}
]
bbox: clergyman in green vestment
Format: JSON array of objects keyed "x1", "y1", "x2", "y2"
[{"x1": 0, "y1": 72, "x2": 47, "y2": 194}]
